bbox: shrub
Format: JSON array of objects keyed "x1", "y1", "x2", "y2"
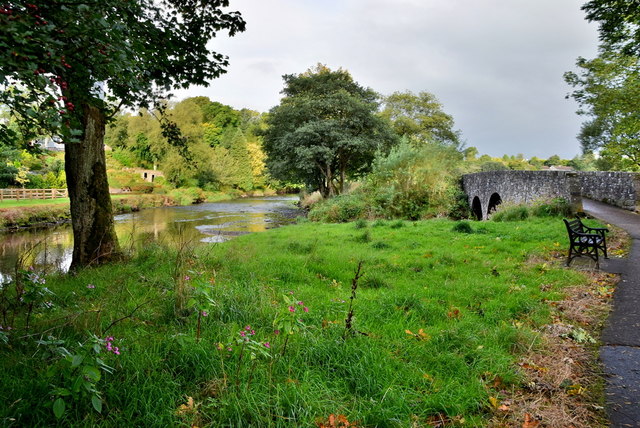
[
  {"x1": 354, "y1": 230, "x2": 371, "y2": 243},
  {"x1": 354, "y1": 219, "x2": 368, "y2": 229},
  {"x1": 491, "y1": 204, "x2": 530, "y2": 222},
  {"x1": 308, "y1": 194, "x2": 368, "y2": 223},
  {"x1": 451, "y1": 221, "x2": 474, "y2": 233},
  {"x1": 531, "y1": 198, "x2": 572, "y2": 218},
  {"x1": 491, "y1": 198, "x2": 573, "y2": 222}
]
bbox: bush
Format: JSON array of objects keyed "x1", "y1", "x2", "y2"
[
  {"x1": 491, "y1": 204, "x2": 530, "y2": 222},
  {"x1": 451, "y1": 221, "x2": 474, "y2": 234},
  {"x1": 308, "y1": 194, "x2": 368, "y2": 223},
  {"x1": 531, "y1": 198, "x2": 572, "y2": 218},
  {"x1": 491, "y1": 198, "x2": 573, "y2": 222},
  {"x1": 354, "y1": 219, "x2": 368, "y2": 229}
]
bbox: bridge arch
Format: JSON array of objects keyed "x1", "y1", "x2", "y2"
[
  {"x1": 487, "y1": 193, "x2": 502, "y2": 217},
  {"x1": 471, "y1": 196, "x2": 482, "y2": 220}
]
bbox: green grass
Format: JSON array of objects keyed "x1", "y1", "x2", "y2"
[
  {"x1": 0, "y1": 194, "x2": 143, "y2": 209},
  {"x1": 0, "y1": 197, "x2": 71, "y2": 208},
  {"x1": 0, "y1": 218, "x2": 587, "y2": 427}
]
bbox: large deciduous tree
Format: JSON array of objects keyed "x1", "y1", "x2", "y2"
[
  {"x1": 582, "y1": 0, "x2": 640, "y2": 55},
  {"x1": 262, "y1": 65, "x2": 397, "y2": 198},
  {"x1": 0, "y1": 1, "x2": 245, "y2": 270},
  {"x1": 380, "y1": 91, "x2": 462, "y2": 148},
  {"x1": 564, "y1": 51, "x2": 640, "y2": 168}
]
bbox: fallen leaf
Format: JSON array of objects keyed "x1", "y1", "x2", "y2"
[
  {"x1": 489, "y1": 396, "x2": 499, "y2": 409},
  {"x1": 522, "y1": 413, "x2": 540, "y2": 428}
]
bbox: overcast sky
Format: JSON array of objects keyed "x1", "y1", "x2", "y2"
[{"x1": 177, "y1": 0, "x2": 600, "y2": 159}]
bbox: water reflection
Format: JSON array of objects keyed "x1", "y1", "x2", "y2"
[{"x1": 0, "y1": 196, "x2": 299, "y2": 281}]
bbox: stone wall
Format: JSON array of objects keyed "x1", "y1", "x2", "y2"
[
  {"x1": 579, "y1": 172, "x2": 640, "y2": 211},
  {"x1": 462, "y1": 170, "x2": 640, "y2": 219},
  {"x1": 462, "y1": 171, "x2": 583, "y2": 220}
]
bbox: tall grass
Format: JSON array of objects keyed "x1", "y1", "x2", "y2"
[{"x1": 0, "y1": 218, "x2": 588, "y2": 426}]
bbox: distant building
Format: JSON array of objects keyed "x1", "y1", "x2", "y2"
[
  {"x1": 36, "y1": 137, "x2": 65, "y2": 152},
  {"x1": 542, "y1": 165, "x2": 574, "y2": 171},
  {"x1": 139, "y1": 169, "x2": 164, "y2": 183}
]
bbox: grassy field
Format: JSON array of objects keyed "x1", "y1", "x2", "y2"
[
  {"x1": 0, "y1": 197, "x2": 71, "y2": 208},
  {"x1": 0, "y1": 217, "x2": 605, "y2": 426}
]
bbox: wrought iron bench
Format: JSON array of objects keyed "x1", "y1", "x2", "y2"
[{"x1": 563, "y1": 218, "x2": 608, "y2": 268}]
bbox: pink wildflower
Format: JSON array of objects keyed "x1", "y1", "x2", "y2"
[
  {"x1": 288, "y1": 306, "x2": 295, "y2": 313},
  {"x1": 245, "y1": 325, "x2": 251, "y2": 331},
  {"x1": 303, "y1": 307, "x2": 309, "y2": 313},
  {"x1": 250, "y1": 330, "x2": 255, "y2": 335},
  {"x1": 297, "y1": 301, "x2": 304, "y2": 306},
  {"x1": 184, "y1": 275, "x2": 191, "y2": 281},
  {"x1": 86, "y1": 284, "x2": 95, "y2": 289},
  {"x1": 240, "y1": 331, "x2": 246, "y2": 337},
  {"x1": 201, "y1": 310, "x2": 208, "y2": 317},
  {"x1": 263, "y1": 342, "x2": 271, "y2": 349},
  {"x1": 274, "y1": 329, "x2": 280, "y2": 335}
]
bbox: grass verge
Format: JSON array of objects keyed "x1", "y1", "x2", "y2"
[{"x1": 0, "y1": 218, "x2": 616, "y2": 426}]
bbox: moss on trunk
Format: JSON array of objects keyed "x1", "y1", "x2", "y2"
[{"x1": 65, "y1": 104, "x2": 121, "y2": 270}]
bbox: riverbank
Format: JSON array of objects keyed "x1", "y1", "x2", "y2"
[
  {"x1": 0, "y1": 217, "x2": 618, "y2": 426},
  {"x1": 0, "y1": 189, "x2": 286, "y2": 231}
]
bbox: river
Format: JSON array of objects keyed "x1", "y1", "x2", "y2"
[{"x1": 0, "y1": 196, "x2": 300, "y2": 281}]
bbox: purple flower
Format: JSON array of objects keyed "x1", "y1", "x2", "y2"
[
  {"x1": 263, "y1": 342, "x2": 271, "y2": 349},
  {"x1": 201, "y1": 310, "x2": 208, "y2": 317},
  {"x1": 274, "y1": 330, "x2": 280, "y2": 335},
  {"x1": 250, "y1": 330, "x2": 255, "y2": 335},
  {"x1": 240, "y1": 331, "x2": 246, "y2": 337},
  {"x1": 297, "y1": 301, "x2": 304, "y2": 306},
  {"x1": 184, "y1": 275, "x2": 191, "y2": 281},
  {"x1": 86, "y1": 284, "x2": 95, "y2": 289},
  {"x1": 245, "y1": 325, "x2": 251, "y2": 331}
]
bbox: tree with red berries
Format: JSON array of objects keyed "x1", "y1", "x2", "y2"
[{"x1": 0, "y1": 1, "x2": 245, "y2": 270}]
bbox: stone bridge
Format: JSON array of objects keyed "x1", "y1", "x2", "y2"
[{"x1": 462, "y1": 171, "x2": 640, "y2": 220}]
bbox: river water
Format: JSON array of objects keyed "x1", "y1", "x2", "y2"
[{"x1": 0, "y1": 196, "x2": 300, "y2": 281}]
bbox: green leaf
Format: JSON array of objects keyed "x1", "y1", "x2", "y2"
[
  {"x1": 52, "y1": 398, "x2": 65, "y2": 419},
  {"x1": 92, "y1": 395, "x2": 103, "y2": 413},
  {"x1": 82, "y1": 365, "x2": 101, "y2": 382},
  {"x1": 72, "y1": 375, "x2": 83, "y2": 393},
  {"x1": 52, "y1": 387, "x2": 72, "y2": 397},
  {"x1": 71, "y1": 354, "x2": 84, "y2": 368}
]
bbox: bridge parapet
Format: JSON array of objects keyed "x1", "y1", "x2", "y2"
[{"x1": 579, "y1": 172, "x2": 640, "y2": 212}]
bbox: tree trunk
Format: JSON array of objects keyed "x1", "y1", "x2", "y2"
[{"x1": 65, "y1": 104, "x2": 121, "y2": 271}]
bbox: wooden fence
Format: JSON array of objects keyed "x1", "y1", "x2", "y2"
[{"x1": 0, "y1": 188, "x2": 68, "y2": 201}]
